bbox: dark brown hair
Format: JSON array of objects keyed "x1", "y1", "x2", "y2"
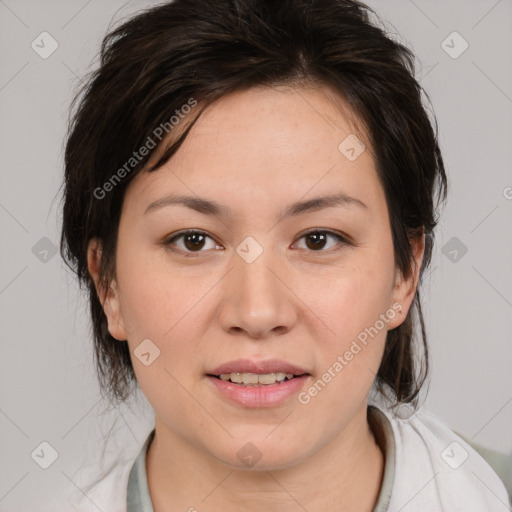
[{"x1": 60, "y1": 0, "x2": 447, "y2": 409}]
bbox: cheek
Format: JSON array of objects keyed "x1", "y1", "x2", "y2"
[
  {"x1": 115, "y1": 240, "x2": 185, "y2": 333},
  {"x1": 309, "y1": 260, "x2": 395, "y2": 342},
  {"x1": 298, "y1": 269, "x2": 392, "y2": 418},
  {"x1": 300, "y1": 247, "x2": 395, "y2": 392},
  {"x1": 115, "y1": 247, "x2": 210, "y2": 369}
]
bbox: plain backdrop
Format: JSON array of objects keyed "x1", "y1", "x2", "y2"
[{"x1": 0, "y1": 0, "x2": 511, "y2": 510}]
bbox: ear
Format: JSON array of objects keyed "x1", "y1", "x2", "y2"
[
  {"x1": 87, "y1": 238, "x2": 128, "y2": 341},
  {"x1": 386, "y1": 230, "x2": 426, "y2": 330}
]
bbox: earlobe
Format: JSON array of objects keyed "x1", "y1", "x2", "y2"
[
  {"x1": 387, "y1": 232, "x2": 426, "y2": 330},
  {"x1": 102, "y1": 283, "x2": 128, "y2": 341},
  {"x1": 86, "y1": 238, "x2": 128, "y2": 341}
]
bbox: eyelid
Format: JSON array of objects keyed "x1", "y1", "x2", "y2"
[
  {"x1": 161, "y1": 229, "x2": 222, "y2": 257},
  {"x1": 162, "y1": 228, "x2": 351, "y2": 256},
  {"x1": 295, "y1": 228, "x2": 352, "y2": 246}
]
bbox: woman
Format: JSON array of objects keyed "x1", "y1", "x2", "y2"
[{"x1": 60, "y1": 0, "x2": 509, "y2": 510}]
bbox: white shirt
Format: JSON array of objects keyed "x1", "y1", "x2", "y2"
[{"x1": 66, "y1": 388, "x2": 510, "y2": 511}]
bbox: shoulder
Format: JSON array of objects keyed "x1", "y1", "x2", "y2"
[
  {"x1": 370, "y1": 390, "x2": 510, "y2": 511},
  {"x1": 65, "y1": 457, "x2": 133, "y2": 512}
]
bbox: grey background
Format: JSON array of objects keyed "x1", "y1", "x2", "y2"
[{"x1": 0, "y1": 0, "x2": 511, "y2": 510}]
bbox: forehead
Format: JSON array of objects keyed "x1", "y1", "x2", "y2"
[{"x1": 125, "y1": 84, "x2": 383, "y2": 217}]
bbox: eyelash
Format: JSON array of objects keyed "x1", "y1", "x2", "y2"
[{"x1": 162, "y1": 229, "x2": 351, "y2": 257}]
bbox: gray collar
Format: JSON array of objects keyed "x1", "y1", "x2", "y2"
[{"x1": 126, "y1": 428, "x2": 155, "y2": 512}]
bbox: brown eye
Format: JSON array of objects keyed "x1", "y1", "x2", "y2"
[
  {"x1": 164, "y1": 230, "x2": 221, "y2": 256},
  {"x1": 305, "y1": 232, "x2": 328, "y2": 250},
  {"x1": 182, "y1": 232, "x2": 206, "y2": 251},
  {"x1": 294, "y1": 230, "x2": 349, "y2": 253}
]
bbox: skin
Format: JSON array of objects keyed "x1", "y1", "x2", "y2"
[{"x1": 88, "y1": 83, "x2": 424, "y2": 511}]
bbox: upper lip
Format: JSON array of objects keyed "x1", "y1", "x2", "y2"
[{"x1": 208, "y1": 359, "x2": 310, "y2": 376}]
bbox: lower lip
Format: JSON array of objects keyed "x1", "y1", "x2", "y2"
[{"x1": 206, "y1": 375, "x2": 311, "y2": 408}]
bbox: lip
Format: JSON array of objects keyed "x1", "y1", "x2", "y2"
[
  {"x1": 206, "y1": 374, "x2": 311, "y2": 408},
  {"x1": 208, "y1": 359, "x2": 309, "y2": 376}
]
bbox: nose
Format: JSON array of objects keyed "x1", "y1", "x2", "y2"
[{"x1": 217, "y1": 246, "x2": 298, "y2": 339}]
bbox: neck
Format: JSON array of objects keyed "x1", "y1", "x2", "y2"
[{"x1": 146, "y1": 405, "x2": 384, "y2": 512}]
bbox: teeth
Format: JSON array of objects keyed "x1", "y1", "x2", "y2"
[
  {"x1": 230, "y1": 372, "x2": 243, "y2": 383},
  {"x1": 242, "y1": 373, "x2": 259, "y2": 385},
  {"x1": 218, "y1": 372, "x2": 297, "y2": 385}
]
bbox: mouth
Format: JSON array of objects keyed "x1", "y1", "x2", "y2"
[
  {"x1": 207, "y1": 371, "x2": 310, "y2": 387},
  {"x1": 206, "y1": 359, "x2": 311, "y2": 387},
  {"x1": 205, "y1": 360, "x2": 312, "y2": 407}
]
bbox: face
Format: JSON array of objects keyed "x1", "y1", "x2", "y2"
[{"x1": 89, "y1": 84, "x2": 423, "y2": 470}]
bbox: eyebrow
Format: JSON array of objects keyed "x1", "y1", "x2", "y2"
[{"x1": 144, "y1": 192, "x2": 367, "y2": 218}]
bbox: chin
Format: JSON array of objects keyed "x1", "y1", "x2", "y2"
[{"x1": 210, "y1": 439, "x2": 307, "y2": 472}]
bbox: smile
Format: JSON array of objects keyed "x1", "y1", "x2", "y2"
[{"x1": 214, "y1": 372, "x2": 301, "y2": 386}]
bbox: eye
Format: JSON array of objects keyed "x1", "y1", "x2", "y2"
[
  {"x1": 163, "y1": 229, "x2": 222, "y2": 257},
  {"x1": 162, "y1": 228, "x2": 350, "y2": 257},
  {"x1": 293, "y1": 229, "x2": 350, "y2": 253}
]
